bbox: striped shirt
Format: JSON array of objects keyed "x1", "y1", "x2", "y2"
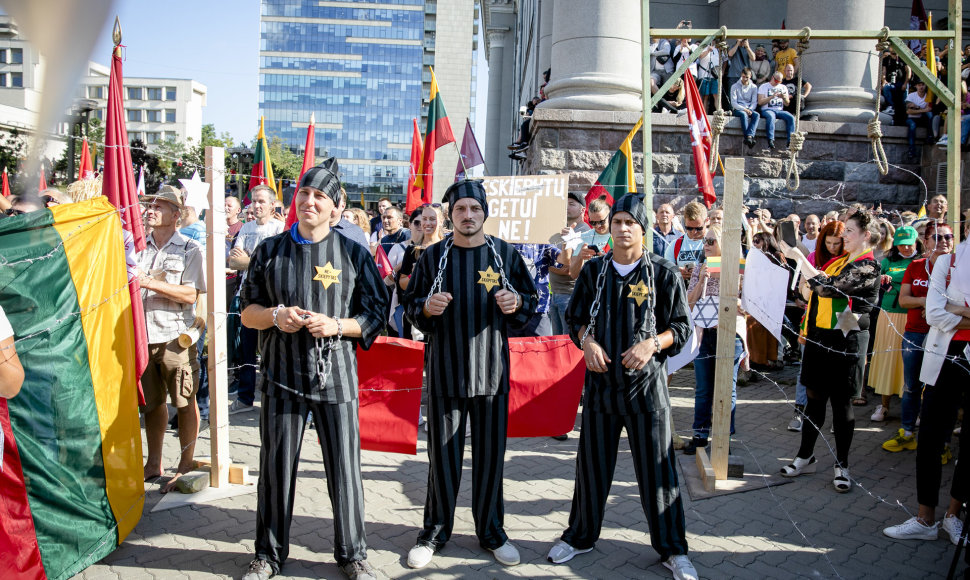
[
  {"x1": 138, "y1": 231, "x2": 207, "y2": 344},
  {"x1": 240, "y1": 230, "x2": 388, "y2": 404},
  {"x1": 566, "y1": 254, "x2": 691, "y2": 414},
  {"x1": 404, "y1": 236, "x2": 538, "y2": 398}
]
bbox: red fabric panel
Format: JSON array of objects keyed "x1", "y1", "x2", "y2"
[
  {"x1": 0, "y1": 400, "x2": 46, "y2": 580},
  {"x1": 357, "y1": 337, "x2": 424, "y2": 454},
  {"x1": 507, "y1": 336, "x2": 585, "y2": 437}
]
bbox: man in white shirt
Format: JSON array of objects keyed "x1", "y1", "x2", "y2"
[
  {"x1": 905, "y1": 79, "x2": 933, "y2": 158},
  {"x1": 757, "y1": 72, "x2": 796, "y2": 149},
  {"x1": 228, "y1": 185, "x2": 284, "y2": 413},
  {"x1": 663, "y1": 201, "x2": 708, "y2": 281}
]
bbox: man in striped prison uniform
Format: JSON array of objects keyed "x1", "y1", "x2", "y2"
[
  {"x1": 548, "y1": 193, "x2": 699, "y2": 580},
  {"x1": 239, "y1": 160, "x2": 388, "y2": 580},
  {"x1": 402, "y1": 179, "x2": 538, "y2": 569}
]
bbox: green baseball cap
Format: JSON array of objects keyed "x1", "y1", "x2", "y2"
[{"x1": 893, "y1": 225, "x2": 918, "y2": 246}]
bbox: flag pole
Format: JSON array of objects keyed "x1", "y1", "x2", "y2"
[{"x1": 453, "y1": 137, "x2": 469, "y2": 176}]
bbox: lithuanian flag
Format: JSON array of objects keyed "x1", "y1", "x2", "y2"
[
  {"x1": 249, "y1": 116, "x2": 278, "y2": 202},
  {"x1": 0, "y1": 197, "x2": 143, "y2": 579},
  {"x1": 585, "y1": 117, "x2": 642, "y2": 223},
  {"x1": 414, "y1": 68, "x2": 456, "y2": 204}
]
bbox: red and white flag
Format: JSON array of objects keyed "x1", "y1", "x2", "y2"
[
  {"x1": 910, "y1": 0, "x2": 928, "y2": 54},
  {"x1": 683, "y1": 73, "x2": 717, "y2": 208}
]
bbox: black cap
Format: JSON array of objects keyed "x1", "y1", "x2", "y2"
[
  {"x1": 298, "y1": 157, "x2": 341, "y2": 204},
  {"x1": 568, "y1": 191, "x2": 585, "y2": 205},
  {"x1": 610, "y1": 193, "x2": 648, "y2": 232},
  {"x1": 443, "y1": 179, "x2": 488, "y2": 219}
]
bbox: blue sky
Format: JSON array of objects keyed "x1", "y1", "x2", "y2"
[{"x1": 91, "y1": 0, "x2": 260, "y2": 144}]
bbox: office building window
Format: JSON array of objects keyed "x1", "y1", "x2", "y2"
[
  {"x1": 165, "y1": 109, "x2": 176, "y2": 123},
  {"x1": 147, "y1": 87, "x2": 162, "y2": 100},
  {"x1": 94, "y1": 109, "x2": 103, "y2": 120},
  {"x1": 127, "y1": 109, "x2": 141, "y2": 122},
  {"x1": 10, "y1": 72, "x2": 22, "y2": 88},
  {"x1": 146, "y1": 110, "x2": 161, "y2": 122},
  {"x1": 0, "y1": 74, "x2": 6, "y2": 87},
  {"x1": 146, "y1": 132, "x2": 161, "y2": 144},
  {"x1": 0, "y1": 50, "x2": 6, "y2": 63},
  {"x1": 10, "y1": 48, "x2": 22, "y2": 64},
  {"x1": 127, "y1": 87, "x2": 142, "y2": 100},
  {"x1": 128, "y1": 132, "x2": 141, "y2": 143},
  {"x1": 165, "y1": 86, "x2": 176, "y2": 100},
  {"x1": 88, "y1": 86, "x2": 104, "y2": 99}
]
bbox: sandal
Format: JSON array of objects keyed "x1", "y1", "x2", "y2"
[
  {"x1": 780, "y1": 455, "x2": 817, "y2": 477},
  {"x1": 851, "y1": 397, "x2": 867, "y2": 406},
  {"x1": 833, "y1": 467, "x2": 851, "y2": 493}
]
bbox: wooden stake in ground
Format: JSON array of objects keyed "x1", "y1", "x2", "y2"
[
  {"x1": 205, "y1": 146, "x2": 230, "y2": 488},
  {"x1": 709, "y1": 157, "x2": 744, "y2": 480}
]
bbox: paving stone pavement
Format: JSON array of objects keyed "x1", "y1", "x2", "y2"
[{"x1": 73, "y1": 362, "x2": 966, "y2": 580}]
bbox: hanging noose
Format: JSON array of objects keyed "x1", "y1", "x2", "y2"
[
  {"x1": 708, "y1": 28, "x2": 731, "y2": 172},
  {"x1": 868, "y1": 27, "x2": 891, "y2": 175},
  {"x1": 785, "y1": 27, "x2": 812, "y2": 190}
]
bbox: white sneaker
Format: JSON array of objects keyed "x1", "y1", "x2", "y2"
[
  {"x1": 885, "y1": 106, "x2": 895, "y2": 116},
  {"x1": 546, "y1": 540, "x2": 592, "y2": 564},
  {"x1": 407, "y1": 544, "x2": 434, "y2": 569},
  {"x1": 871, "y1": 405, "x2": 888, "y2": 422},
  {"x1": 490, "y1": 541, "x2": 520, "y2": 566},
  {"x1": 229, "y1": 399, "x2": 255, "y2": 415},
  {"x1": 662, "y1": 554, "x2": 699, "y2": 580},
  {"x1": 943, "y1": 514, "x2": 965, "y2": 546},
  {"x1": 938, "y1": 134, "x2": 949, "y2": 148},
  {"x1": 883, "y1": 517, "x2": 939, "y2": 541}
]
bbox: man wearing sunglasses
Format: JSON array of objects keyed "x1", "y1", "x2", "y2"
[
  {"x1": 568, "y1": 199, "x2": 613, "y2": 279},
  {"x1": 663, "y1": 201, "x2": 708, "y2": 281}
]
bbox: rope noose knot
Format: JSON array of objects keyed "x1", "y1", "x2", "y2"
[
  {"x1": 708, "y1": 109, "x2": 730, "y2": 169},
  {"x1": 868, "y1": 117, "x2": 891, "y2": 175},
  {"x1": 785, "y1": 132, "x2": 807, "y2": 190}
]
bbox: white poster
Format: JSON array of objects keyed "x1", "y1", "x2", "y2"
[{"x1": 740, "y1": 248, "x2": 789, "y2": 341}]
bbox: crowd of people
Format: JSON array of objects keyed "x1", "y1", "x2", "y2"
[{"x1": 2, "y1": 164, "x2": 970, "y2": 580}]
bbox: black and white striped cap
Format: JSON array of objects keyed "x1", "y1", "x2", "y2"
[
  {"x1": 298, "y1": 157, "x2": 341, "y2": 204},
  {"x1": 443, "y1": 179, "x2": 488, "y2": 219}
]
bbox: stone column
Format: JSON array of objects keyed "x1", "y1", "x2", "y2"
[
  {"x1": 538, "y1": 0, "x2": 554, "y2": 79},
  {"x1": 788, "y1": 0, "x2": 886, "y2": 122},
  {"x1": 484, "y1": 28, "x2": 509, "y2": 175},
  {"x1": 541, "y1": 0, "x2": 642, "y2": 111}
]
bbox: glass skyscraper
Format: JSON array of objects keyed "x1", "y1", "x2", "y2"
[{"x1": 259, "y1": 0, "x2": 425, "y2": 202}]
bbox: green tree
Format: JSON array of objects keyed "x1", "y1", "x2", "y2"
[{"x1": 265, "y1": 136, "x2": 303, "y2": 181}]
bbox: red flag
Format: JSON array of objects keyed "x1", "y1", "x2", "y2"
[
  {"x1": 405, "y1": 118, "x2": 425, "y2": 213},
  {"x1": 38, "y1": 167, "x2": 47, "y2": 193},
  {"x1": 683, "y1": 73, "x2": 717, "y2": 208},
  {"x1": 77, "y1": 138, "x2": 94, "y2": 180},
  {"x1": 507, "y1": 337, "x2": 585, "y2": 437},
  {"x1": 286, "y1": 115, "x2": 316, "y2": 228},
  {"x1": 375, "y1": 244, "x2": 394, "y2": 279},
  {"x1": 357, "y1": 337, "x2": 424, "y2": 454},
  {"x1": 1, "y1": 167, "x2": 9, "y2": 198},
  {"x1": 413, "y1": 68, "x2": 456, "y2": 204},
  {"x1": 910, "y1": 0, "x2": 928, "y2": 54},
  {"x1": 103, "y1": 41, "x2": 148, "y2": 405}
]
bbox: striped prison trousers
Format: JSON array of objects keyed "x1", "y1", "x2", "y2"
[
  {"x1": 255, "y1": 394, "x2": 367, "y2": 571},
  {"x1": 418, "y1": 393, "x2": 509, "y2": 550},
  {"x1": 560, "y1": 405, "x2": 689, "y2": 559}
]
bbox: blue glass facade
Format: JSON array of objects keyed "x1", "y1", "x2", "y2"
[{"x1": 259, "y1": 0, "x2": 425, "y2": 201}]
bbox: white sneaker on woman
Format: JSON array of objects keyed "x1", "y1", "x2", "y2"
[{"x1": 870, "y1": 405, "x2": 888, "y2": 422}]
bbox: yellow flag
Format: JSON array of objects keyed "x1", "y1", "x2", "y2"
[
  {"x1": 926, "y1": 14, "x2": 937, "y2": 103},
  {"x1": 918, "y1": 204, "x2": 927, "y2": 218}
]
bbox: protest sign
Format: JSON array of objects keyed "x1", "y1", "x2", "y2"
[
  {"x1": 741, "y1": 248, "x2": 789, "y2": 341},
  {"x1": 481, "y1": 174, "x2": 568, "y2": 244}
]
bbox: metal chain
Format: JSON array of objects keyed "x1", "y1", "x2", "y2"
[
  {"x1": 580, "y1": 251, "x2": 659, "y2": 349},
  {"x1": 425, "y1": 234, "x2": 455, "y2": 303},
  {"x1": 484, "y1": 235, "x2": 520, "y2": 301}
]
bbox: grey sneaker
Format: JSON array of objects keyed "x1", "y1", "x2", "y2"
[
  {"x1": 787, "y1": 412, "x2": 803, "y2": 432},
  {"x1": 942, "y1": 514, "x2": 965, "y2": 546},
  {"x1": 662, "y1": 554, "x2": 699, "y2": 580},
  {"x1": 490, "y1": 541, "x2": 520, "y2": 566},
  {"x1": 229, "y1": 399, "x2": 255, "y2": 415},
  {"x1": 883, "y1": 517, "x2": 938, "y2": 541},
  {"x1": 341, "y1": 559, "x2": 377, "y2": 580},
  {"x1": 547, "y1": 539, "x2": 592, "y2": 564},
  {"x1": 241, "y1": 559, "x2": 274, "y2": 580}
]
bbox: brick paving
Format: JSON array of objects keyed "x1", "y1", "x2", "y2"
[{"x1": 74, "y1": 362, "x2": 966, "y2": 579}]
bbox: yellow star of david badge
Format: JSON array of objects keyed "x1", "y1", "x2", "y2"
[
  {"x1": 628, "y1": 280, "x2": 650, "y2": 306},
  {"x1": 478, "y1": 266, "x2": 501, "y2": 292},
  {"x1": 313, "y1": 262, "x2": 341, "y2": 289}
]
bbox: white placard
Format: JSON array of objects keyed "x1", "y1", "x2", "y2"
[
  {"x1": 481, "y1": 174, "x2": 569, "y2": 244},
  {"x1": 740, "y1": 248, "x2": 789, "y2": 341}
]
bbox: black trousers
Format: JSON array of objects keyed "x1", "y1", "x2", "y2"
[
  {"x1": 561, "y1": 405, "x2": 688, "y2": 559},
  {"x1": 419, "y1": 393, "x2": 509, "y2": 550},
  {"x1": 916, "y1": 341, "x2": 970, "y2": 507},
  {"x1": 255, "y1": 394, "x2": 367, "y2": 571},
  {"x1": 797, "y1": 382, "x2": 855, "y2": 468}
]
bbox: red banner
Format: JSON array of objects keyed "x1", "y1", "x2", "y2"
[
  {"x1": 357, "y1": 337, "x2": 424, "y2": 454},
  {"x1": 507, "y1": 336, "x2": 585, "y2": 437},
  {"x1": 683, "y1": 73, "x2": 717, "y2": 208},
  {"x1": 0, "y1": 400, "x2": 44, "y2": 580}
]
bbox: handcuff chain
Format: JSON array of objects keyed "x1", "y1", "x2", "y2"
[
  {"x1": 580, "y1": 252, "x2": 658, "y2": 349},
  {"x1": 426, "y1": 235, "x2": 454, "y2": 303}
]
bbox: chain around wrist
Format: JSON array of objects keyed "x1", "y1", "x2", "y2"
[{"x1": 272, "y1": 304, "x2": 285, "y2": 330}]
